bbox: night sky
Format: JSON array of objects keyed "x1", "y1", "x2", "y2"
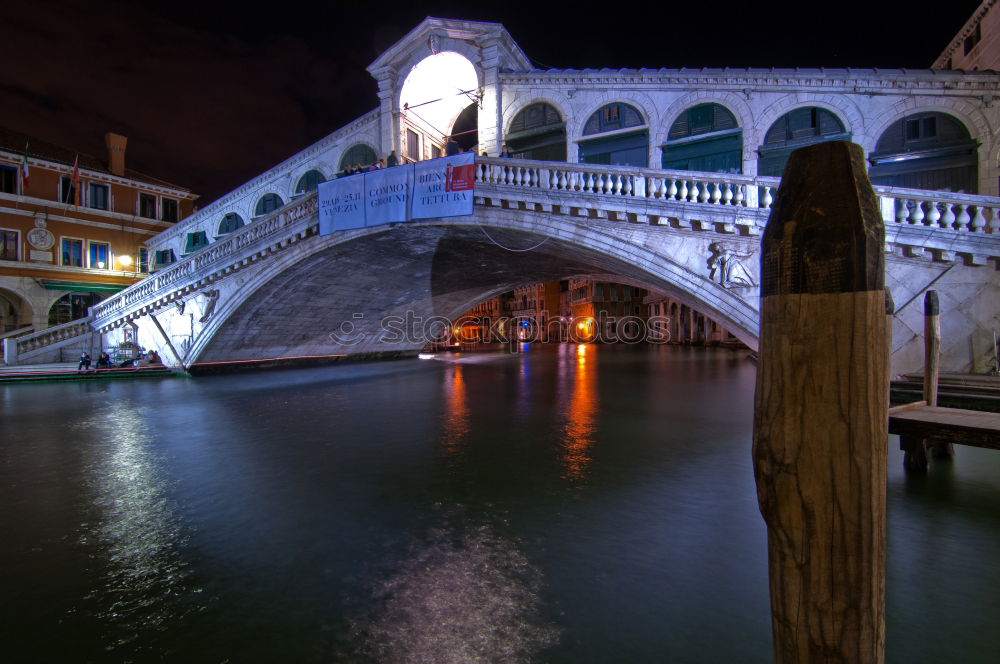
[{"x1": 3, "y1": 0, "x2": 984, "y2": 205}]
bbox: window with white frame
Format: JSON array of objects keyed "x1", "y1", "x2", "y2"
[
  {"x1": 61, "y1": 237, "x2": 84, "y2": 267},
  {"x1": 88, "y1": 241, "x2": 110, "y2": 269},
  {"x1": 88, "y1": 182, "x2": 110, "y2": 210},
  {"x1": 1, "y1": 165, "x2": 18, "y2": 194},
  {"x1": 161, "y1": 197, "x2": 179, "y2": 222},
  {"x1": 139, "y1": 193, "x2": 157, "y2": 218},
  {"x1": 1, "y1": 229, "x2": 18, "y2": 261},
  {"x1": 60, "y1": 176, "x2": 78, "y2": 205}
]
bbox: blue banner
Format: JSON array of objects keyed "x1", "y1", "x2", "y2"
[
  {"x1": 364, "y1": 166, "x2": 411, "y2": 227},
  {"x1": 411, "y1": 153, "x2": 476, "y2": 220},
  {"x1": 318, "y1": 155, "x2": 474, "y2": 236},
  {"x1": 318, "y1": 176, "x2": 364, "y2": 234}
]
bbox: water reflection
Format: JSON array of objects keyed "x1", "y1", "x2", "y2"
[
  {"x1": 560, "y1": 344, "x2": 598, "y2": 485},
  {"x1": 346, "y1": 515, "x2": 559, "y2": 663},
  {"x1": 441, "y1": 364, "x2": 470, "y2": 455},
  {"x1": 73, "y1": 399, "x2": 195, "y2": 651}
]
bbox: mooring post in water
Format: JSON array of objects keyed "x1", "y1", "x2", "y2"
[
  {"x1": 923, "y1": 291, "x2": 954, "y2": 459},
  {"x1": 753, "y1": 140, "x2": 888, "y2": 664}
]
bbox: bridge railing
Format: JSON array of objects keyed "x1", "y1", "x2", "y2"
[
  {"x1": 476, "y1": 158, "x2": 780, "y2": 210},
  {"x1": 476, "y1": 157, "x2": 1000, "y2": 234},
  {"x1": 92, "y1": 193, "x2": 319, "y2": 322},
  {"x1": 3, "y1": 316, "x2": 94, "y2": 365},
  {"x1": 876, "y1": 185, "x2": 1000, "y2": 233},
  {"x1": 92, "y1": 157, "x2": 1000, "y2": 330}
]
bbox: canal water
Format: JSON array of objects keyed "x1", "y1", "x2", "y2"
[{"x1": 2, "y1": 344, "x2": 998, "y2": 663}]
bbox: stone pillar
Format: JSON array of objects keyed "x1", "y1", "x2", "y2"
[
  {"x1": 371, "y1": 65, "x2": 399, "y2": 159},
  {"x1": 477, "y1": 43, "x2": 502, "y2": 157}
]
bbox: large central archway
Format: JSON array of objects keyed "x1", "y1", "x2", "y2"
[
  {"x1": 400, "y1": 52, "x2": 480, "y2": 160},
  {"x1": 187, "y1": 216, "x2": 759, "y2": 365}
]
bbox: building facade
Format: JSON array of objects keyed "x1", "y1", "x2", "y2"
[
  {"x1": 0, "y1": 128, "x2": 196, "y2": 336},
  {"x1": 934, "y1": 1, "x2": 1000, "y2": 71}
]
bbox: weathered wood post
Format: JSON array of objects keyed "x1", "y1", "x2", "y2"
[
  {"x1": 924, "y1": 290, "x2": 940, "y2": 408},
  {"x1": 923, "y1": 291, "x2": 954, "y2": 459},
  {"x1": 753, "y1": 141, "x2": 888, "y2": 663}
]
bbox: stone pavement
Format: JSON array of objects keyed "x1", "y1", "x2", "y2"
[{"x1": 0, "y1": 361, "x2": 174, "y2": 382}]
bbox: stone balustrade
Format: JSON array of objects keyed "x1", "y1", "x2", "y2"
[
  {"x1": 15, "y1": 317, "x2": 92, "y2": 354},
  {"x1": 877, "y1": 185, "x2": 1000, "y2": 234},
  {"x1": 92, "y1": 157, "x2": 1000, "y2": 333},
  {"x1": 477, "y1": 158, "x2": 779, "y2": 211}
]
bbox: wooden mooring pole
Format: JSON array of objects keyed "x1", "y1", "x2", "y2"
[{"x1": 753, "y1": 141, "x2": 887, "y2": 663}]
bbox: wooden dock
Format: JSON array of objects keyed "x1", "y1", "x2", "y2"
[{"x1": 889, "y1": 400, "x2": 1000, "y2": 470}]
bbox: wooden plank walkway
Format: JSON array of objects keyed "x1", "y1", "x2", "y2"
[{"x1": 889, "y1": 401, "x2": 1000, "y2": 470}]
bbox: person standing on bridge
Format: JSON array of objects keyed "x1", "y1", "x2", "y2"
[
  {"x1": 445, "y1": 137, "x2": 461, "y2": 156},
  {"x1": 499, "y1": 143, "x2": 512, "y2": 158},
  {"x1": 386, "y1": 150, "x2": 398, "y2": 167}
]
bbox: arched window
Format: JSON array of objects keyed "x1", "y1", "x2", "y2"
[
  {"x1": 757, "y1": 107, "x2": 849, "y2": 176},
  {"x1": 255, "y1": 193, "x2": 284, "y2": 216},
  {"x1": 869, "y1": 112, "x2": 978, "y2": 193},
  {"x1": 662, "y1": 103, "x2": 742, "y2": 174},
  {"x1": 218, "y1": 213, "x2": 244, "y2": 235},
  {"x1": 47, "y1": 292, "x2": 105, "y2": 326},
  {"x1": 579, "y1": 103, "x2": 648, "y2": 167},
  {"x1": 295, "y1": 170, "x2": 325, "y2": 193},
  {"x1": 505, "y1": 103, "x2": 566, "y2": 162},
  {"x1": 339, "y1": 145, "x2": 377, "y2": 174}
]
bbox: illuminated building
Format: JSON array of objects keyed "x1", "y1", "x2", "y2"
[{"x1": 0, "y1": 128, "x2": 196, "y2": 339}]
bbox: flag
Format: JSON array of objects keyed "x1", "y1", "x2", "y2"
[
  {"x1": 71, "y1": 154, "x2": 80, "y2": 207},
  {"x1": 20, "y1": 142, "x2": 29, "y2": 191}
]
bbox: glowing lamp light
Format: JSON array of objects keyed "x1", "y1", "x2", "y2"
[
  {"x1": 577, "y1": 322, "x2": 586, "y2": 330},
  {"x1": 97, "y1": 260, "x2": 106, "y2": 269},
  {"x1": 118, "y1": 255, "x2": 133, "y2": 267}
]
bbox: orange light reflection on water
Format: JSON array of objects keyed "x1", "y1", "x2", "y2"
[
  {"x1": 441, "y1": 364, "x2": 470, "y2": 454},
  {"x1": 561, "y1": 344, "x2": 597, "y2": 484}
]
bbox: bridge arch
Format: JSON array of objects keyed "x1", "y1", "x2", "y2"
[
  {"x1": 184, "y1": 213, "x2": 759, "y2": 366},
  {"x1": 576, "y1": 101, "x2": 651, "y2": 168},
  {"x1": 747, "y1": 95, "x2": 865, "y2": 165},
  {"x1": 654, "y1": 92, "x2": 754, "y2": 173},
  {"x1": 502, "y1": 98, "x2": 569, "y2": 161},
  {"x1": 864, "y1": 98, "x2": 993, "y2": 193},
  {"x1": 293, "y1": 169, "x2": 325, "y2": 196},
  {"x1": 755, "y1": 103, "x2": 856, "y2": 177}
]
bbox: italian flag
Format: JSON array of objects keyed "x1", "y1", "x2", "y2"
[{"x1": 20, "y1": 142, "x2": 29, "y2": 191}]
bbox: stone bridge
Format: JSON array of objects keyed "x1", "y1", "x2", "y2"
[{"x1": 88, "y1": 157, "x2": 1000, "y2": 375}]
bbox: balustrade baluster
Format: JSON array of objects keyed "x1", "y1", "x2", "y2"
[
  {"x1": 623, "y1": 176, "x2": 632, "y2": 196},
  {"x1": 955, "y1": 204, "x2": 971, "y2": 231},
  {"x1": 970, "y1": 206, "x2": 986, "y2": 232},
  {"x1": 911, "y1": 200, "x2": 926, "y2": 225},
  {"x1": 985, "y1": 207, "x2": 999, "y2": 233},
  {"x1": 689, "y1": 181, "x2": 699, "y2": 202},
  {"x1": 584, "y1": 172, "x2": 593, "y2": 193},
  {"x1": 613, "y1": 175, "x2": 622, "y2": 195},
  {"x1": 558, "y1": 170, "x2": 568, "y2": 190},
  {"x1": 941, "y1": 202, "x2": 956, "y2": 229},
  {"x1": 896, "y1": 199, "x2": 910, "y2": 224},
  {"x1": 734, "y1": 184, "x2": 745, "y2": 206},
  {"x1": 667, "y1": 179, "x2": 678, "y2": 200},
  {"x1": 761, "y1": 186, "x2": 773, "y2": 209},
  {"x1": 709, "y1": 182, "x2": 721, "y2": 204},
  {"x1": 722, "y1": 183, "x2": 733, "y2": 206},
  {"x1": 679, "y1": 180, "x2": 689, "y2": 202}
]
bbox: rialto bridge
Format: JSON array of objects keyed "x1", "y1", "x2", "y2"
[
  {"x1": 81, "y1": 157, "x2": 1000, "y2": 375},
  {"x1": 11, "y1": 17, "x2": 1000, "y2": 374}
]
